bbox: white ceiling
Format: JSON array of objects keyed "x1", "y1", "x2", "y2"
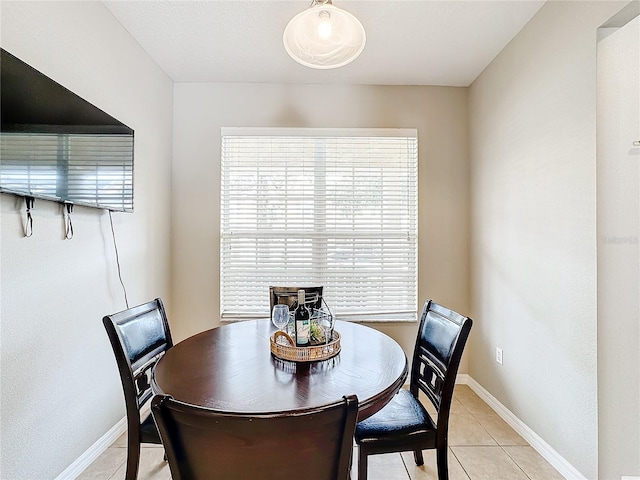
[{"x1": 104, "y1": 0, "x2": 545, "y2": 86}]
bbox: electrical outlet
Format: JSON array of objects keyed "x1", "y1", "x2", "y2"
[{"x1": 496, "y1": 347, "x2": 503, "y2": 365}]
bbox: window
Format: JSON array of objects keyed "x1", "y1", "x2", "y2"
[{"x1": 220, "y1": 128, "x2": 417, "y2": 322}]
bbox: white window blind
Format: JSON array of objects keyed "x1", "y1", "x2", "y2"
[
  {"x1": 220, "y1": 128, "x2": 418, "y2": 322},
  {"x1": 0, "y1": 132, "x2": 133, "y2": 211}
]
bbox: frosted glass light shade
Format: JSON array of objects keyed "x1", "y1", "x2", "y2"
[{"x1": 283, "y1": 1, "x2": 366, "y2": 69}]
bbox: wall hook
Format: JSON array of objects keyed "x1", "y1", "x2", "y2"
[
  {"x1": 64, "y1": 202, "x2": 74, "y2": 239},
  {"x1": 24, "y1": 197, "x2": 34, "y2": 237}
]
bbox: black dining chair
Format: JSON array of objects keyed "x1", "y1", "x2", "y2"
[
  {"x1": 151, "y1": 393, "x2": 359, "y2": 480},
  {"x1": 354, "y1": 299, "x2": 472, "y2": 480},
  {"x1": 103, "y1": 298, "x2": 173, "y2": 480}
]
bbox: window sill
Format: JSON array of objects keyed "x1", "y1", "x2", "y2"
[{"x1": 221, "y1": 317, "x2": 417, "y2": 324}]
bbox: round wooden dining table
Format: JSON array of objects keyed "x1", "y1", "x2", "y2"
[{"x1": 152, "y1": 319, "x2": 409, "y2": 420}]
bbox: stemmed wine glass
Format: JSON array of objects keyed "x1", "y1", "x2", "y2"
[
  {"x1": 272, "y1": 304, "x2": 290, "y2": 332},
  {"x1": 319, "y1": 314, "x2": 334, "y2": 354}
]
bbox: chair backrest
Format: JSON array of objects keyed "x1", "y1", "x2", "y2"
[
  {"x1": 103, "y1": 298, "x2": 173, "y2": 418},
  {"x1": 151, "y1": 393, "x2": 359, "y2": 480},
  {"x1": 410, "y1": 300, "x2": 472, "y2": 434}
]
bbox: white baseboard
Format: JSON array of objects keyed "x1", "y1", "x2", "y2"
[
  {"x1": 54, "y1": 416, "x2": 127, "y2": 480},
  {"x1": 621, "y1": 477, "x2": 640, "y2": 480},
  {"x1": 465, "y1": 376, "x2": 586, "y2": 480}
]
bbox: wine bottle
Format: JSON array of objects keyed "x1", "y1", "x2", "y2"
[{"x1": 294, "y1": 289, "x2": 310, "y2": 347}]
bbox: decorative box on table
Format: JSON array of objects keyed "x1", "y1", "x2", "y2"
[{"x1": 268, "y1": 286, "x2": 339, "y2": 362}]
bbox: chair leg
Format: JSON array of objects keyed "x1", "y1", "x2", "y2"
[
  {"x1": 436, "y1": 445, "x2": 449, "y2": 480},
  {"x1": 125, "y1": 431, "x2": 141, "y2": 480},
  {"x1": 413, "y1": 449, "x2": 424, "y2": 466},
  {"x1": 358, "y1": 447, "x2": 368, "y2": 480}
]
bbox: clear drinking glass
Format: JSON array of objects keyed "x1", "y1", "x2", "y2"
[
  {"x1": 319, "y1": 315, "x2": 334, "y2": 353},
  {"x1": 272, "y1": 304, "x2": 290, "y2": 332}
]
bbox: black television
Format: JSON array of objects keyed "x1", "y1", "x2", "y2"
[{"x1": 0, "y1": 48, "x2": 134, "y2": 212}]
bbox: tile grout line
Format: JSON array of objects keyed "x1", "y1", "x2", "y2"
[
  {"x1": 457, "y1": 391, "x2": 535, "y2": 479},
  {"x1": 449, "y1": 445, "x2": 472, "y2": 480},
  {"x1": 399, "y1": 451, "x2": 414, "y2": 480},
  {"x1": 457, "y1": 386, "x2": 553, "y2": 480},
  {"x1": 500, "y1": 444, "x2": 534, "y2": 480}
]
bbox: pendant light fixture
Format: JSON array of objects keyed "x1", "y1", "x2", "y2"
[{"x1": 283, "y1": 0, "x2": 366, "y2": 69}]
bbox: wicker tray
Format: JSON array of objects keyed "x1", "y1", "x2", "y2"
[{"x1": 270, "y1": 330, "x2": 341, "y2": 362}]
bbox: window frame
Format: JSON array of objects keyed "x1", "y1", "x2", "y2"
[{"x1": 220, "y1": 127, "x2": 418, "y2": 323}]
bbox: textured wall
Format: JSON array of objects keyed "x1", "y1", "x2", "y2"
[
  {"x1": 0, "y1": 2, "x2": 173, "y2": 478},
  {"x1": 170, "y1": 83, "x2": 471, "y2": 361},
  {"x1": 468, "y1": 1, "x2": 628, "y2": 478},
  {"x1": 597, "y1": 15, "x2": 640, "y2": 480}
]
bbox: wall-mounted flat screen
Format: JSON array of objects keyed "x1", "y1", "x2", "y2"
[{"x1": 0, "y1": 49, "x2": 134, "y2": 212}]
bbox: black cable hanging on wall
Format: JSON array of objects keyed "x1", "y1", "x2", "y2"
[
  {"x1": 108, "y1": 209, "x2": 130, "y2": 309},
  {"x1": 18, "y1": 196, "x2": 130, "y2": 309}
]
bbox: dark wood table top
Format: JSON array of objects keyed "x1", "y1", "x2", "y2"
[{"x1": 152, "y1": 319, "x2": 408, "y2": 420}]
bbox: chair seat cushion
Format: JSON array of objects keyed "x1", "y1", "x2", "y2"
[{"x1": 355, "y1": 389, "x2": 436, "y2": 445}]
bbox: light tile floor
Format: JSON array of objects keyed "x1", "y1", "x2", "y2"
[{"x1": 79, "y1": 385, "x2": 564, "y2": 480}]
